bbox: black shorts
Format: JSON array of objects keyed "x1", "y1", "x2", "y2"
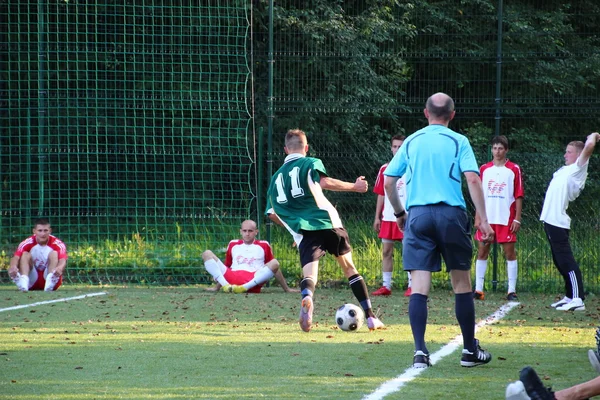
[
  {"x1": 403, "y1": 204, "x2": 473, "y2": 272},
  {"x1": 298, "y1": 228, "x2": 352, "y2": 267}
]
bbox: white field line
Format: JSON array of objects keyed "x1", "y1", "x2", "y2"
[
  {"x1": 363, "y1": 301, "x2": 520, "y2": 400},
  {"x1": 0, "y1": 292, "x2": 108, "y2": 313}
]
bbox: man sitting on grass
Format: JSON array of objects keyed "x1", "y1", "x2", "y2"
[{"x1": 202, "y1": 219, "x2": 296, "y2": 293}]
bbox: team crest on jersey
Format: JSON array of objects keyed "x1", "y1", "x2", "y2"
[{"x1": 487, "y1": 180, "x2": 507, "y2": 195}]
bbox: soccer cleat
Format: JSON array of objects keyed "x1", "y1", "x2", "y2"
[
  {"x1": 299, "y1": 297, "x2": 314, "y2": 332},
  {"x1": 473, "y1": 290, "x2": 485, "y2": 300},
  {"x1": 555, "y1": 297, "x2": 585, "y2": 311},
  {"x1": 404, "y1": 287, "x2": 412, "y2": 297},
  {"x1": 367, "y1": 316, "x2": 384, "y2": 331},
  {"x1": 371, "y1": 286, "x2": 392, "y2": 296},
  {"x1": 550, "y1": 296, "x2": 570, "y2": 308},
  {"x1": 507, "y1": 292, "x2": 518, "y2": 301},
  {"x1": 461, "y1": 338, "x2": 492, "y2": 367},
  {"x1": 413, "y1": 350, "x2": 431, "y2": 368},
  {"x1": 221, "y1": 284, "x2": 234, "y2": 293},
  {"x1": 505, "y1": 380, "x2": 532, "y2": 400},
  {"x1": 230, "y1": 285, "x2": 247, "y2": 294},
  {"x1": 591, "y1": 327, "x2": 600, "y2": 374},
  {"x1": 519, "y1": 367, "x2": 556, "y2": 400}
]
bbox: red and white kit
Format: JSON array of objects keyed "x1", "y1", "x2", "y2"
[
  {"x1": 374, "y1": 163, "x2": 406, "y2": 241},
  {"x1": 222, "y1": 239, "x2": 274, "y2": 293},
  {"x1": 14, "y1": 235, "x2": 67, "y2": 290},
  {"x1": 475, "y1": 160, "x2": 524, "y2": 243}
]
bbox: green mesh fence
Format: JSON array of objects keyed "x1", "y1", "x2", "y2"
[
  {"x1": 2, "y1": 1, "x2": 600, "y2": 293},
  {"x1": 256, "y1": 0, "x2": 600, "y2": 293},
  {"x1": 0, "y1": 1, "x2": 253, "y2": 284}
]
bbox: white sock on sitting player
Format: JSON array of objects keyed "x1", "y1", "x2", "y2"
[
  {"x1": 382, "y1": 272, "x2": 392, "y2": 289},
  {"x1": 16, "y1": 274, "x2": 29, "y2": 292},
  {"x1": 243, "y1": 266, "x2": 275, "y2": 290},
  {"x1": 507, "y1": 260, "x2": 518, "y2": 293},
  {"x1": 44, "y1": 272, "x2": 58, "y2": 291},
  {"x1": 475, "y1": 259, "x2": 488, "y2": 292},
  {"x1": 204, "y1": 259, "x2": 229, "y2": 286},
  {"x1": 407, "y1": 272, "x2": 412, "y2": 288}
]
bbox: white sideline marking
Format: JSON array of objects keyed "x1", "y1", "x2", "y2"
[
  {"x1": 0, "y1": 292, "x2": 108, "y2": 313},
  {"x1": 363, "y1": 301, "x2": 520, "y2": 400}
]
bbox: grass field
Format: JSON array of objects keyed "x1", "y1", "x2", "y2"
[{"x1": 0, "y1": 285, "x2": 598, "y2": 399}]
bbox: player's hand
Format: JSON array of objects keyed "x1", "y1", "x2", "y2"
[
  {"x1": 590, "y1": 132, "x2": 600, "y2": 142},
  {"x1": 396, "y1": 214, "x2": 407, "y2": 232},
  {"x1": 373, "y1": 219, "x2": 381, "y2": 232},
  {"x1": 510, "y1": 220, "x2": 521, "y2": 233},
  {"x1": 478, "y1": 221, "x2": 495, "y2": 243},
  {"x1": 354, "y1": 176, "x2": 368, "y2": 193},
  {"x1": 7, "y1": 266, "x2": 18, "y2": 280},
  {"x1": 473, "y1": 215, "x2": 481, "y2": 231}
]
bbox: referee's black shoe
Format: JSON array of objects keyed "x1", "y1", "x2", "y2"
[{"x1": 460, "y1": 338, "x2": 492, "y2": 367}]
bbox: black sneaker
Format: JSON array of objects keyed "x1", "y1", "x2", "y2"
[
  {"x1": 507, "y1": 292, "x2": 518, "y2": 301},
  {"x1": 519, "y1": 366, "x2": 556, "y2": 400},
  {"x1": 413, "y1": 350, "x2": 431, "y2": 368},
  {"x1": 461, "y1": 338, "x2": 492, "y2": 367}
]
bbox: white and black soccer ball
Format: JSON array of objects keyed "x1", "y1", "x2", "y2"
[{"x1": 335, "y1": 303, "x2": 365, "y2": 331}]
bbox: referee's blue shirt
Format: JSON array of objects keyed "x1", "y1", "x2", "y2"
[{"x1": 384, "y1": 124, "x2": 479, "y2": 210}]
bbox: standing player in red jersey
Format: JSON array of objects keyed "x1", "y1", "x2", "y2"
[
  {"x1": 473, "y1": 135, "x2": 524, "y2": 301},
  {"x1": 8, "y1": 219, "x2": 68, "y2": 292},
  {"x1": 202, "y1": 219, "x2": 295, "y2": 293},
  {"x1": 372, "y1": 135, "x2": 412, "y2": 297}
]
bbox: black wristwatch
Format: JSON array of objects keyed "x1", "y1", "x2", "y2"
[{"x1": 394, "y1": 210, "x2": 406, "y2": 218}]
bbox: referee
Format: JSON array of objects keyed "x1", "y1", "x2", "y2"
[{"x1": 384, "y1": 92, "x2": 495, "y2": 369}]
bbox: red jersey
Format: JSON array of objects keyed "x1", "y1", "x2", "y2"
[
  {"x1": 224, "y1": 239, "x2": 274, "y2": 273},
  {"x1": 14, "y1": 235, "x2": 68, "y2": 271}
]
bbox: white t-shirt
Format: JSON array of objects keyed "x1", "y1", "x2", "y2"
[
  {"x1": 480, "y1": 160, "x2": 524, "y2": 225},
  {"x1": 540, "y1": 156, "x2": 589, "y2": 229}
]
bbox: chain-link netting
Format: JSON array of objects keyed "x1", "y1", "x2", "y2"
[{"x1": 1, "y1": 1, "x2": 600, "y2": 292}]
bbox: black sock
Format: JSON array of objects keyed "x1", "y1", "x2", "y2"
[
  {"x1": 348, "y1": 274, "x2": 372, "y2": 316},
  {"x1": 455, "y1": 292, "x2": 476, "y2": 353},
  {"x1": 409, "y1": 293, "x2": 429, "y2": 354}
]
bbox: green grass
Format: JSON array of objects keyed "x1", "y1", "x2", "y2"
[{"x1": 0, "y1": 286, "x2": 598, "y2": 399}]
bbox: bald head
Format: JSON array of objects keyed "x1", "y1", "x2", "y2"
[{"x1": 425, "y1": 93, "x2": 455, "y2": 122}]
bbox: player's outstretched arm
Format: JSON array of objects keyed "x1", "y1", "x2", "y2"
[
  {"x1": 319, "y1": 176, "x2": 368, "y2": 193},
  {"x1": 578, "y1": 132, "x2": 600, "y2": 167}
]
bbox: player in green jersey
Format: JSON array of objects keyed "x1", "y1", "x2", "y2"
[{"x1": 266, "y1": 129, "x2": 384, "y2": 332}]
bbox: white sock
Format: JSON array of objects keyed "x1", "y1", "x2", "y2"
[
  {"x1": 382, "y1": 272, "x2": 393, "y2": 289},
  {"x1": 243, "y1": 266, "x2": 275, "y2": 290},
  {"x1": 204, "y1": 260, "x2": 229, "y2": 286},
  {"x1": 44, "y1": 272, "x2": 58, "y2": 291},
  {"x1": 17, "y1": 275, "x2": 29, "y2": 292},
  {"x1": 475, "y1": 259, "x2": 488, "y2": 292},
  {"x1": 507, "y1": 260, "x2": 518, "y2": 293},
  {"x1": 406, "y1": 272, "x2": 412, "y2": 288}
]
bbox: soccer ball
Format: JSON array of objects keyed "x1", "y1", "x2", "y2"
[{"x1": 335, "y1": 303, "x2": 364, "y2": 331}]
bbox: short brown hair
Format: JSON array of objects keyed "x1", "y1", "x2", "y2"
[
  {"x1": 568, "y1": 141, "x2": 585, "y2": 153},
  {"x1": 391, "y1": 134, "x2": 406, "y2": 143},
  {"x1": 285, "y1": 129, "x2": 307, "y2": 151},
  {"x1": 491, "y1": 135, "x2": 509, "y2": 150}
]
